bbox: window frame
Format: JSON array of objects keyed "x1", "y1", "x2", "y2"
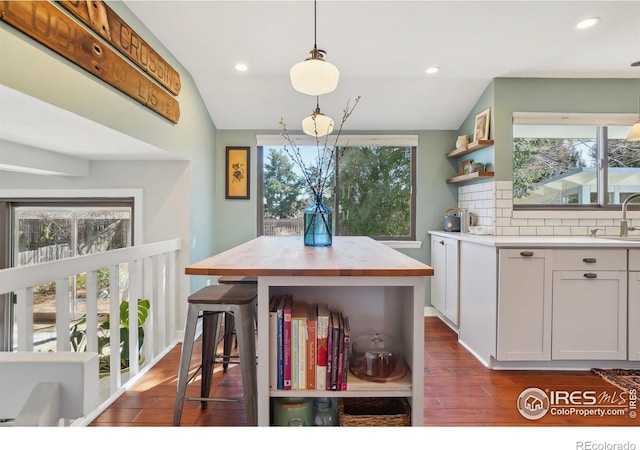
[
  {"x1": 512, "y1": 113, "x2": 640, "y2": 211},
  {"x1": 0, "y1": 192, "x2": 138, "y2": 351},
  {"x1": 256, "y1": 135, "x2": 417, "y2": 241}
]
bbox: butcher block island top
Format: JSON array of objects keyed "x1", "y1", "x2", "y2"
[{"x1": 185, "y1": 236, "x2": 433, "y2": 277}]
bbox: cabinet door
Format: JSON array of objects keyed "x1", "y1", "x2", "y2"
[
  {"x1": 430, "y1": 238, "x2": 446, "y2": 314},
  {"x1": 552, "y1": 271, "x2": 627, "y2": 360},
  {"x1": 430, "y1": 237, "x2": 459, "y2": 325},
  {"x1": 629, "y1": 270, "x2": 640, "y2": 361},
  {"x1": 497, "y1": 249, "x2": 552, "y2": 361}
]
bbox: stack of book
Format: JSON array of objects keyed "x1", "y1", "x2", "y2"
[{"x1": 269, "y1": 295, "x2": 351, "y2": 391}]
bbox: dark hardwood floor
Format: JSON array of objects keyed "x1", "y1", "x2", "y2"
[{"x1": 90, "y1": 317, "x2": 636, "y2": 428}]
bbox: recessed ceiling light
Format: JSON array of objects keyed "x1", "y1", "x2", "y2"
[
  {"x1": 575, "y1": 17, "x2": 600, "y2": 29},
  {"x1": 235, "y1": 63, "x2": 248, "y2": 72},
  {"x1": 425, "y1": 66, "x2": 439, "y2": 75}
]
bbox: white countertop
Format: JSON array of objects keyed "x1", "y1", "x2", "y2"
[{"x1": 428, "y1": 230, "x2": 640, "y2": 248}]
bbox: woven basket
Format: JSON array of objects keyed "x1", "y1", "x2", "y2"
[{"x1": 338, "y1": 397, "x2": 411, "y2": 426}]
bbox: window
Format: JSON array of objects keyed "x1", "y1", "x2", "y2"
[
  {"x1": 512, "y1": 114, "x2": 640, "y2": 207},
  {"x1": 2, "y1": 199, "x2": 133, "y2": 351},
  {"x1": 257, "y1": 135, "x2": 416, "y2": 240}
]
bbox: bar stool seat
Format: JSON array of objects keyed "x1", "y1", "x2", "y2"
[
  {"x1": 217, "y1": 276, "x2": 258, "y2": 372},
  {"x1": 173, "y1": 284, "x2": 258, "y2": 426}
]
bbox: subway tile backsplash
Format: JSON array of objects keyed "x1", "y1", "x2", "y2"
[{"x1": 457, "y1": 181, "x2": 640, "y2": 237}]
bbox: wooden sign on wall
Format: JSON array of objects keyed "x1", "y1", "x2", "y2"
[
  {"x1": 0, "y1": 1, "x2": 180, "y2": 124},
  {"x1": 58, "y1": 0, "x2": 181, "y2": 96}
]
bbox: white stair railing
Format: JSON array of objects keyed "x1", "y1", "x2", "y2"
[{"x1": 0, "y1": 239, "x2": 181, "y2": 425}]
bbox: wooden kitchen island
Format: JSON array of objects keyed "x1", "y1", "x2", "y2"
[{"x1": 185, "y1": 236, "x2": 433, "y2": 426}]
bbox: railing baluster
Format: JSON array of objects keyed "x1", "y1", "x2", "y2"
[
  {"x1": 128, "y1": 259, "x2": 140, "y2": 375},
  {"x1": 144, "y1": 256, "x2": 154, "y2": 358},
  {"x1": 16, "y1": 287, "x2": 33, "y2": 351},
  {"x1": 108, "y1": 264, "x2": 121, "y2": 394},
  {"x1": 85, "y1": 270, "x2": 98, "y2": 354},
  {"x1": 56, "y1": 278, "x2": 70, "y2": 352},
  {"x1": 156, "y1": 253, "x2": 167, "y2": 351},
  {"x1": 167, "y1": 251, "x2": 176, "y2": 350}
]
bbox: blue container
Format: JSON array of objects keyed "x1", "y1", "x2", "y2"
[{"x1": 303, "y1": 194, "x2": 333, "y2": 247}]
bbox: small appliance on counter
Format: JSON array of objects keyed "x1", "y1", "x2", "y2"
[
  {"x1": 443, "y1": 207, "x2": 461, "y2": 232},
  {"x1": 444, "y1": 207, "x2": 476, "y2": 233}
]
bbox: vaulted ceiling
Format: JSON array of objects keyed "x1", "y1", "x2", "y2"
[{"x1": 124, "y1": 1, "x2": 640, "y2": 131}]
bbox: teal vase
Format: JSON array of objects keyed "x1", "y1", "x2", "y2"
[{"x1": 303, "y1": 194, "x2": 333, "y2": 247}]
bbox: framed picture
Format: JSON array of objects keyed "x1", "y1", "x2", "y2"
[
  {"x1": 225, "y1": 146, "x2": 250, "y2": 199},
  {"x1": 473, "y1": 108, "x2": 491, "y2": 142}
]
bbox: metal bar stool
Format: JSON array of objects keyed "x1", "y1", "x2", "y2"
[
  {"x1": 217, "y1": 276, "x2": 258, "y2": 372},
  {"x1": 173, "y1": 284, "x2": 258, "y2": 426}
]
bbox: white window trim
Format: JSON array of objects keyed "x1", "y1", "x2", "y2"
[
  {"x1": 257, "y1": 134, "x2": 419, "y2": 147},
  {"x1": 513, "y1": 112, "x2": 636, "y2": 126}
]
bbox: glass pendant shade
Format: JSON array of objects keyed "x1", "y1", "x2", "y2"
[
  {"x1": 302, "y1": 108, "x2": 334, "y2": 137},
  {"x1": 290, "y1": 54, "x2": 340, "y2": 96},
  {"x1": 626, "y1": 121, "x2": 640, "y2": 142}
]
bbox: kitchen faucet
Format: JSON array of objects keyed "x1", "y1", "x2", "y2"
[{"x1": 620, "y1": 192, "x2": 640, "y2": 237}]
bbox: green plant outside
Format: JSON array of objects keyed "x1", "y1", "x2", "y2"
[{"x1": 70, "y1": 298, "x2": 150, "y2": 373}]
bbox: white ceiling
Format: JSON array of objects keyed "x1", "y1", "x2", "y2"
[
  {"x1": 1, "y1": 0, "x2": 639, "y2": 169},
  {"x1": 124, "y1": 0, "x2": 640, "y2": 131}
]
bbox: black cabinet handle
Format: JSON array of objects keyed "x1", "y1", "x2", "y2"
[
  {"x1": 583, "y1": 273, "x2": 598, "y2": 279},
  {"x1": 583, "y1": 258, "x2": 597, "y2": 263},
  {"x1": 520, "y1": 251, "x2": 534, "y2": 257},
  {"x1": 439, "y1": 240, "x2": 444, "y2": 245}
]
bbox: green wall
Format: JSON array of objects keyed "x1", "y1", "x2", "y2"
[{"x1": 492, "y1": 78, "x2": 638, "y2": 180}]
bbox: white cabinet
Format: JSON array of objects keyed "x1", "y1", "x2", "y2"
[
  {"x1": 430, "y1": 235, "x2": 459, "y2": 325},
  {"x1": 629, "y1": 250, "x2": 640, "y2": 361},
  {"x1": 551, "y1": 250, "x2": 627, "y2": 360},
  {"x1": 497, "y1": 249, "x2": 552, "y2": 361}
]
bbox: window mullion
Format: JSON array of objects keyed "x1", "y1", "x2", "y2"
[{"x1": 597, "y1": 127, "x2": 608, "y2": 206}]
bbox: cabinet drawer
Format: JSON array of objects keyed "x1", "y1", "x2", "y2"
[
  {"x1": 630, "y1": 250, "x2": 640, "y2": 272},
  {"x1": 552, "y1": 249, "x2": 626, "y2": 271}
]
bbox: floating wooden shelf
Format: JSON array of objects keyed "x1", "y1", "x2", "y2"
[
  {"x1": 446, "y1": 171, "x2": 495, "y2": 184},
  {"x1": 445, "y1": 140, "x2": 494, "y2": 159}
]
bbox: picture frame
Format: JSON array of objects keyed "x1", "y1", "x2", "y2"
[
  {"x1": 225, "y1": 146, "x2": 250, "y2": 199},
  {"x1": 473, "y1": 108, "x2": 491, "y2": 142}
]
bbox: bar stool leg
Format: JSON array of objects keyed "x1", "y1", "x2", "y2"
[
  {"x1": 200, "y1": 311, "x2": 222, "y2": 408},
  {"x1": 234, "y1": 303, "x2": 257, "y2": 425},
  {"x1": 222, "y1": 312, "x2": 235, "y2": 372},
  {"x1": 173, "y1": 303, "x2": 199, "y2": 426}
]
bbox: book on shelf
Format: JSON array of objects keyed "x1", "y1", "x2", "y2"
[
  {"x1": 329, "y1": 310, "x2": 341, "y2": 391},
  {"x1": 275, "y1": 295, "x2": 285, "y2": 390},
  {"x1": 316, "y1": 303, "x2": 330, "y2": 390},
  {"x1": 325, "y1": 310, "x2": 334, "y2": 391},
  {"x1": 268, "y1": 295, "x2": 279, "y2": 390},
  {"x1": 306, "y1": 303, "x2": 317, "y2": 390},
  {"x1": 341, "y1": 315, "x2": 351, "y2": 391},
  {"x1": 336, "y1": 312, "x2": 345, "y2": 391},
  {"x1": 282, "y1": 295, "x2": 293, "y2": 390},
  {"x1": 291, "y1": 300, "x2": 307, "y2": 390}
]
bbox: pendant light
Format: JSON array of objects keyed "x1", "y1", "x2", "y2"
[
  {"x1": 627, "y1": 60, "x2": 640, "y2": 142},
  {"x1": 302, "y1": 97, "x2": 334, "y2": 137},
  {"x1": 290, "y1": 1, "x2": 339, "y2": 96}
]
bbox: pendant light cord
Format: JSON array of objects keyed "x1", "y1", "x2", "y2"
[{"x1": 313, "y1": 0, "x2": 318, "y2": 52}]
